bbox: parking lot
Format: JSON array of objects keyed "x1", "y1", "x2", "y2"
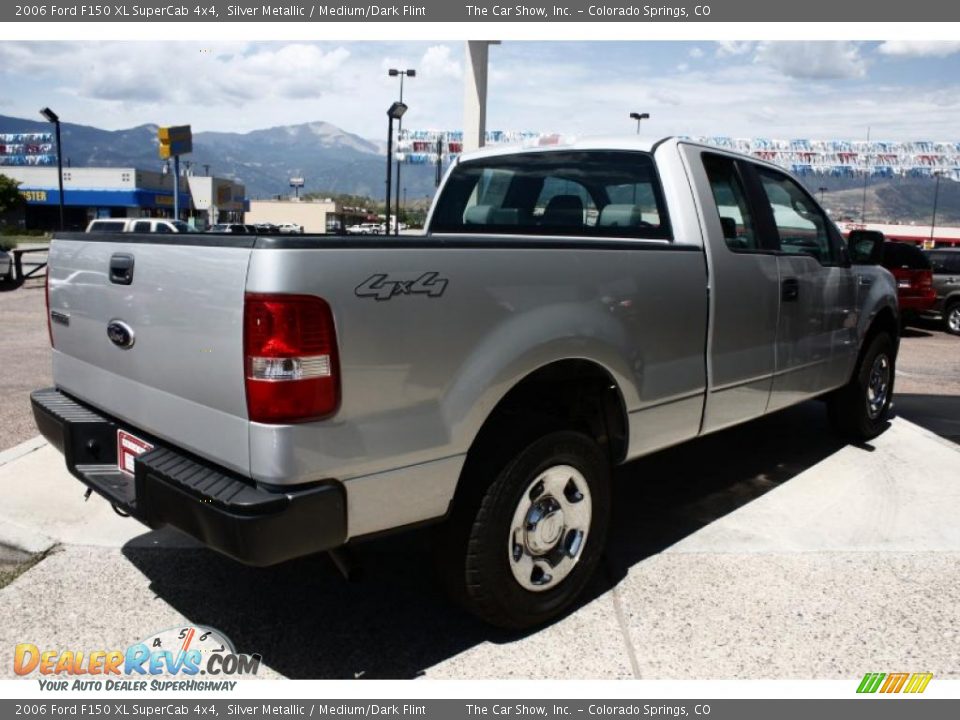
[{"x1": 0, "y1": 272, "x2": 958, "y2": 680}]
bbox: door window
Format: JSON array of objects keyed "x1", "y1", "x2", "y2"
[{"x1": 757, "y1": 169, "x2": 837, "y2": 264}]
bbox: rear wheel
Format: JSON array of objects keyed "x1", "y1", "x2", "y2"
[
  {"x1": 439, "y1": 430, "x2": 611, "y2": 630},
  {"x1": 828, "y1": 332, "x2": 896, "y2": 441},
  {"x1": 944, "y1": 300, "x2": 960, "y2": 336}
]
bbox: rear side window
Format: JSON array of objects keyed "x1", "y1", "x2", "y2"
[
  {"x1": 430, "y1": 150, "x2": 671, "y2": 240},
  {"x1": 133, "y1": 221, "x2": 151, "y2": 233},
  {"x1": 90, "y1": 221, "x2": 125, "y2": 232},
  {"x1": 702, "y1": 153, "x2": 759, "y2": 251},
  {"x1": 884, "y1": 242, "x2": 931, "y2": 270},
  {"x1": 926, "y1": 251, "x2": 960, "y2": 273}
]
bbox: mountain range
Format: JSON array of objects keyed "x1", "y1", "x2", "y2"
[
  {"x1": 1, "y1": 113, "x2": 957, "y2": 224},
  {"x1": 0, "y1": 114, "x2": 439, "y2": 201}
]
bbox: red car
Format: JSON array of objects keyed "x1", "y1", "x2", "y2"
[{"x1": 882, "y1": 241, "x2": 936, "y2": 323}]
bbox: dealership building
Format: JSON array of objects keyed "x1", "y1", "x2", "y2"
[{"x1": 2, "y1": 166, "x2": 247, "y2": 231}]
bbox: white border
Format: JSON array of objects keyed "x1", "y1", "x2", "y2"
[{"x1": 2, "y1": 21, "x2": 960, "y2": 41}]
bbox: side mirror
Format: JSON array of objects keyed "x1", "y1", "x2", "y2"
[
  {"x1": 847, "y1": 229, "x2": 885, "y2": 265},
  {"x1": 719, "y1": 216, "x2": 738, "y2": 240}
]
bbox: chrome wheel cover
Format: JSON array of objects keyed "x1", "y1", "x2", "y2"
[
  {"x1": 866, "y1": 353, "x2": 891, "y2": 420},
  {"x1": 507, "y1": 465, "x2": 592, "y2": 592},
  {"x1": 948, "y1": 306, "x2": 960, "y2": 334}
]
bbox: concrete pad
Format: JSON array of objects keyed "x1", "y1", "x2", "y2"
[
  {"x1": 611, "y1": 416, "x2": 960, "y2": 679},
  {"x1": 0, "y1": 541, "x2": 632, "y2": 681},
  {"x1": 422, "y1": 587, "x2": 635, "y2": 679},
  {"x1": 665, "y1": 418, "x2": 960, "y2": 554},
  {"x1": 616, "y1": 552, "x2": 960, "y2": 679},
  {"x1": 0, "y1": 443, "x2": 168, "y2": 550},
  {"x1": 0, "y1": 545, "x2": 282, "y2": 680}
]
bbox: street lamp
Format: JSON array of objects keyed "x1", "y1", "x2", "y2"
[
  {"x1": 629, "y1": 112, "x2": 650, "y2": 135},
  {"x1": 930, "y1": 171, "x2": 943, "y2": 246},
  {"x1": 818, "y1": 186, "x2": 828, "y2": 205},
  {"x1": 40, "y1": 107, "x2": 65, "y2": 230},
  {"x1": 389, "y1": 68, "x2": 415, "y2": 236},
  {"x1": 385, "y1": 101, "x2": 408, "y2": 237}
]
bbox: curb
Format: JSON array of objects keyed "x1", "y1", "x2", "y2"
[
  {"x1": 0, "y1": 519, "x2": 56, "y2": 564},
  {"x1": 0, "y1": 436, "x2": 56, "y2": 562},
  {"x1": 0, "y1": 435, "x2": 48, "y2": 469}
]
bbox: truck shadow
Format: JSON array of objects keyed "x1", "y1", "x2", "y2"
[{"x1": 122, "y1": 400, "x2": 850, "y2": 679}]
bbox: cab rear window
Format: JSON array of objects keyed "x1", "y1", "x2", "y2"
[{"x1": 430, "y1": 150, "x2": 671, "y2": 240}]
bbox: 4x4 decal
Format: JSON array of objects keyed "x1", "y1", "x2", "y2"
[{"x1": 355, "y1": 272, "x2": 449, "y2": 301}]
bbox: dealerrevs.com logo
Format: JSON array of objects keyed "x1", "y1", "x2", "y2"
[{"x1": 14, "y1": 626, "x2": 261, "y2": 691}]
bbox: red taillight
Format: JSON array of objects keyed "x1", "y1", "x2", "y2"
[
  {"x1": 918, "y1": 270, "x2": 934, "y2": 288},
  {"x1": 243, "y1": 293, "x2": 340, "y2": 424},
  {"x1": 45, "y1": 269, "x2": 54, "y2": 348}
]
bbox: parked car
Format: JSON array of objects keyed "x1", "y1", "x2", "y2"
[
  {"x1": 86, "y1": 219, "x2": 193, "y2": 234},
  {"x1": 346, "y1": 222, "x2": 382, "y2": 235},
  {"x1": 34, "y1": 138, "x2": 899, "y2": 629},
  {"x1": 882, "y1": 241, "x2": 936, "y2": 324},
  {"x1": 209, "y1": 224, "x2": 248, "y2": 234},
  {"x1": 277, "y1": 223, "x2": 303, "y2": 234},
  {"x1": 923, "y1": 247, "x2": 960, "y2": 335}
]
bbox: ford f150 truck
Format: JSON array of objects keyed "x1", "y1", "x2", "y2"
[{"x1": 33, "y1": 138, "x2": 899, "y2": 628}]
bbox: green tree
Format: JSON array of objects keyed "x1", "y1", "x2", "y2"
[{"x1": 0, "y1": 174, "x2": 24, "y2": 214}]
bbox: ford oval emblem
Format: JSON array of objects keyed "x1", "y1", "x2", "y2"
[{"x1": 107, "y1": 320, "x2": 135, "y2": 349}]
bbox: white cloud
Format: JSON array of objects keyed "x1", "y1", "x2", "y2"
[
  {"x1": 689, "y1": 47, "x2": 704, "y2": 59},
  {"x1": 715, "y1": 41, "x2": 755, "y2": 57},
  {"x1": 878, "y1": 41, "x2": 960, "y2": 58},
  {"x1": 676, "y1": 63, "x2": 689, "y2": 73},
  {"x1": 0, "y1": 42, "x2": 352, "y2": 109},
  {"x1": 2, "y1": 41, "x2": 960, "y2": 144},
  {"x1": 420, "y1": 45, "x2": 461, "y2": 79},
  {"x1": 754, "y1": 41, "x2": 866, "y2": 80}
]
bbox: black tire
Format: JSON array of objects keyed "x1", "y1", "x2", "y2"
[
  {"x1": 944, "y1": 300, "x2": 960, "y2": 336},
  {"x1": 438, "y1": 430, "x2": 611, "y2": 630},
  {"x1": 828, "y1": 332, "x2": 896, "y2": 441}
]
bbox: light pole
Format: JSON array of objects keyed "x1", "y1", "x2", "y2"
[
  {"x1": 385, "y1": 101, "x2": 408, "y2": 237},
  {"x1": 930, "y1": 171, "x2": 943, "y2": 246},
  {"x1": 818, "y1": 186, "x2": 828, "y2": 205},
  {"x1": 389, "y1": 68, "x2": 415, "y2": 235},
  {"x1": 40, "y1": 107, "x2": 64, "y2": 230},
  {"x1": 629, "y1": 112, "x2": 650, "y2": 135}
]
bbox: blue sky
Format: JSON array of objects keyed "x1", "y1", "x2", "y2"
[{"x1": 1, "y1": 41, "x2": 959, "y2": 141}]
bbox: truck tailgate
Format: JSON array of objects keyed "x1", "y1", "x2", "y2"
[{"x1": 47, "y1": 235, "x2": 254, "y2": 476}]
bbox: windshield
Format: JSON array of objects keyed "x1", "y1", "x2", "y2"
[{"x1": 431, "y1": 150, "x2": 672, "y2": 240}]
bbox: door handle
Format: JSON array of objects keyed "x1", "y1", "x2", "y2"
[
  {"x1": 109, "y1": 253, "x2": 135, "y2": 285},
  {"x1": 781, "y1": 277, "x2": 799, "y2": 302}
]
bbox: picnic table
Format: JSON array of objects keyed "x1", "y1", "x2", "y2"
[{"x1": 12, "y1": 246, "x2": 49, "y2": 282}]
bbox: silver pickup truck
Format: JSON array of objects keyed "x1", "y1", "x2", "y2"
[{"x1": 32, "y1": 138, "x2": 898, "y2": 628}]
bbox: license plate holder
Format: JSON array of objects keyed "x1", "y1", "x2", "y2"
[{"x1": 117, "y1": 430, "x2": 153, "y2": 476}]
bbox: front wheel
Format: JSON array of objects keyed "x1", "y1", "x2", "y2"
[
  {"x1": 828, "y1": 332, "x2": 896, "y2": 441},
  {"x1": 440, "y1": 431, "x2": 611, "y2": 630}
]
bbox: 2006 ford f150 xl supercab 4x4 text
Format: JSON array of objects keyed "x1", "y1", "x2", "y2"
[{"x1": 33, "y1": 138, "x2": 899, "y2": 628}]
